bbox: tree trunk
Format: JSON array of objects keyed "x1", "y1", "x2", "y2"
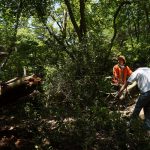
[{"x1": 0, "y1": 74, "x2": 41, "y2": 106}]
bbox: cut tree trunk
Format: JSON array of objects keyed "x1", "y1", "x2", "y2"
[{"x1": 0, "y1": 74, "x2": 41, "y2": 106}]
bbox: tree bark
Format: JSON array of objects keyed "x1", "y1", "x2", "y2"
[
  {"x1": 64, "y1": 0, "x2": 81, "y2": 41},
  {"x1": 79, "y1": 0, "x2": 86, "y2": 37},
  {"x1": 0, "y1": 75, "x2": 41, "y2": 106}
]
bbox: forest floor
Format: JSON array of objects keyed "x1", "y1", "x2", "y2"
[{"x1": 0, "y1": 96, "x2": 149, "y2": 150}]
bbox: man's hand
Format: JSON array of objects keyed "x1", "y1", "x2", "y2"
[
  {"x1": 117, "y1": 90, "x2": 123, "y2": 98},
  {"x1": 117, "y1": 82, "x2": 129, "y2": 98}
]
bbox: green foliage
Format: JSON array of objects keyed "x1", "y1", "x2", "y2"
[{"x1": 1, "y1": 0, "x2": 150, "y2": 149}]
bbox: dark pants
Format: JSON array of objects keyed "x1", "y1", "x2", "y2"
[{"x1": 131, "y1": 90, "x2": 150, "y2": 130}]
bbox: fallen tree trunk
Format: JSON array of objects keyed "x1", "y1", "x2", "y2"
[{"x1": 0, "y1": 74, "x2": 41, "y2": 106}]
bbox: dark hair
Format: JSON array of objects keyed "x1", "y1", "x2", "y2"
[{"x1": 133, "y1": 61, "x2": 145, "y2": 70}]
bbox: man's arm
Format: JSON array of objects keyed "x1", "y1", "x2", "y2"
[
  {"x1": 112, "y1": 65, "x2": 119, "y2": 84},
  {"x1": 118, "y1": 81, "x2": 130, "y2": 98},
  {"x1": 113, "y1": 66, "x2": 118, "y2": 78}
]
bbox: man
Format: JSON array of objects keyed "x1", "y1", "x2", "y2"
[
  {"x1": 118, "y1": 67, "x2": 150, "y2": 131},
  {"x1": 112, "y1": 55, "x2": 132, "y2": 85}
]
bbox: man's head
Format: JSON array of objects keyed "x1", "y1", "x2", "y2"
[
  {"x1": 133, "y1": 61, "x2": 146, "y2": 70},
  {"x1": 118, "y1": 55, "x2": 126, "y2": 65}
]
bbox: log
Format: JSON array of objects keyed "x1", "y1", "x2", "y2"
[{"x1": 0, "y1": 74, "x2": 41, "y2": 106}]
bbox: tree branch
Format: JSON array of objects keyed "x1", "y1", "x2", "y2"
[
  {"x1": 1, "y1": 0, "x2": 23, "y2": 70},
  {"x1": 79, "y1": 0, "x2": 86, "y2": 37},
  {"x1": 64, "y1": 0, "x2": 81, "y2": 41},
  {"x1": 62, "y1": 9, "x2": 67, "y2": 38},
  {"x1": 50, "y1": 14, "x2": 62, "y2": 31},
  {"x1": 44, "y1": 23, "x2": 76, "y2": 61},
  {"x1": 108, "y1": 1, "x2": 131, "y2": 54}
]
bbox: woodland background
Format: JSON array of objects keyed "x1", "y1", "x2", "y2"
[{"x1": 0, "y1": 0, "x2": 150, "y2": 149}]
